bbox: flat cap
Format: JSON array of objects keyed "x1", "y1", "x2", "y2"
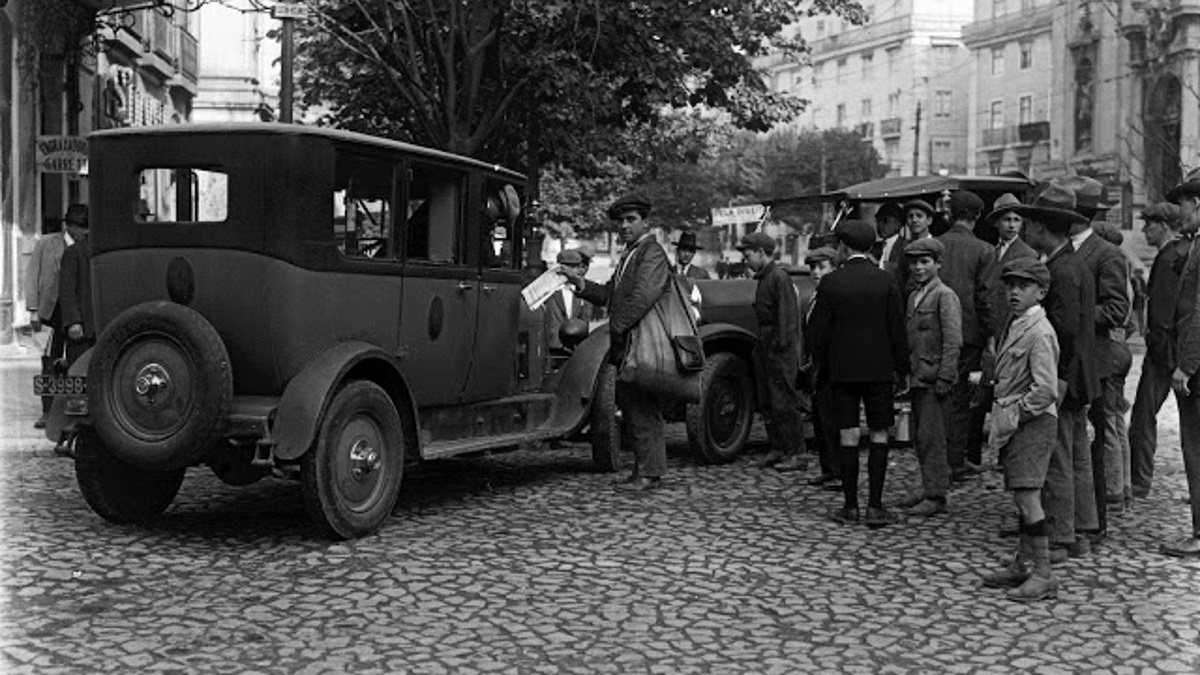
[
  {"x1": 834, "y1": 219, "x2": 877, "y2": 252},
  {"x1": 804, "y1": 246, "x2": 839, "y2": 265},
  {"x1": 949, "y1": 190, "x2": 985, "y2": 219},
  {"x1": 903, "y1": 199, "x2": 936, "y2": 217},
  {"x1": 1141, "y1": 202, "x2": 1181, "y2": 223},
  {"x1": 607, "y1": 192, "x2": 652, "y2": 219},
  {"x1": 876, "y1": 202, "x2": 905, "y2": 222},
  {"x1": 735, "y1": 231, "x2": 775, "y2": 254},
  {"x1": 556, "y1": 249, "x2": 583, "y2": 265},
  {"x1": 903, "y1": 237, "x2": 945, "y2": 260},
  {"x1": 1001, "y1": 257, "x2": 1051, "y2": 288}
]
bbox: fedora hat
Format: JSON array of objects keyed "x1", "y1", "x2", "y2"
[
  {"x1": 674, "y1": 231, "x2": 702, "y2": 250},
  {"x1": 1010, "y1": 182, "x2": 1089, "y2": 231},
  {"x1": 1052, "y1": 175, "x2": 1111, "y2": 216},
  {"x1": 981, "y1": 192, "x2": 1022, "y2": 228},
  {"x1": 1167, "y1": 167, "x2": 1200, "y2": 202}
]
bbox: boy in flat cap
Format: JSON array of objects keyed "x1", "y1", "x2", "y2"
[
  {"x1": 898, "y1": 237, "x2": 961, "y2": 517},
  {"x1": 564, "y1": 192, "x2": 671, "y2": 492},
  {"x1": 545, "y1": 249, "x2": 595, "y2": 354},
  {"x1": 980, "y1": 257, "x2": 1061, "y2": 601},
  {"x1": 811, "y1": 220, "x2": 909, "y2": 527},
  {"x1": 738, "y1": 232, "x2": 806, "y2": 472},
  {"x1": 1007, "y1": 182, "x2": 1098, "y2": 562},
  {"x1": 937, "y1": 190, "x2": 997, "y2": 482},
  {"x1": 804, "y1": 246, "x2": 842, "y2": 488},
  {"x1": 904, "y1": 199, "x2": 936, "y2": 241}
]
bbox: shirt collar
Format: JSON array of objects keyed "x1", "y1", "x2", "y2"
[{"x1": 1070, "y1": 227, "x2": 1093, "y2": 249}]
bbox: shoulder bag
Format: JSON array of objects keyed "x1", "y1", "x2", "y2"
[{"x1": 618, "y1": 274, "x2": 705, "y2": 402}]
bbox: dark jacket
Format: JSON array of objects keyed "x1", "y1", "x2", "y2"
[
  {"x1": 59, "y1": 234, "x2": 94, "y2": 340},
  {"x1": 1146, "y1": 236, "x2": 1188, "y2": 368},
  {"x1": 1044, "y1": 242, "x2": 1099, "y2": 409},
  {"x1": 1074, "y1": 229, "x2": 1130, "y2": 381},
  {"x1": 937, "y1": 223, "x2": 996, "y2": 346},
  {"x1": 906, "y1": 277, "x2": 962, "y2": 389},
  {"x1": 579, "y1": 234, "x2": 671, "y2": 361},
  {"x1": 544, "y1": 287, "x2": 595, "y2": 351},
  {"x1": 679, "y1": 263, "x2": 711, "y2": 281},
  {"x1": 992, "y1": 237, "x2": 1037, "y2": 329},
  {"x1": 873, "y1": 235, "x2": 909, "y2": 294},
  {"x1": 1175, "y1": 238, "x2": 1200, "y2": 380},
  {"x1": 752, "y1": 261, "x2": 800, "y2": 359},
  {"x1": 810, "y1": 256, "x2": 908, "y2": 384}
]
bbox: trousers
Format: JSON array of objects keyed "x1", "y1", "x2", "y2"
[
  {"x1": 947, "y1": 343, "x2": 984, "y2": 470},
  {"x1": 754, "y1": 349, "x2": 804, "y2": 457},
  {"x1": 911, "y1": 387, "x2": 951, "y2": 499},
  {"x1": 616, "y1": 381, "x2": 667, "y2": 478},
  {"x1": 1179, "y1": 390, "x2": 1200, "y2": 536},
  {"x1": 1043, "y1": 405, "x2": 1095, "y2": 546},
  {"x1": 812, "y1": 383, "x2": 840, "y2": 478},
  {"x1": 1130, "y1": 358, "x2": 1173, "y2": 494},
  {"x1": 38, "y1": 306, "x2": 66, "y2": 415}
]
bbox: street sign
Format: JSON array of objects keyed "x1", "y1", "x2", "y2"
[
  {"x1": 711, "y1": 204, "x2": 766, "y2": 226},
  {"x1": 271, "y1": 3, "x2": 310, "y2": 20},
  {"x1": 36, "y1": 136, "x2": 88, "y2": 174}
]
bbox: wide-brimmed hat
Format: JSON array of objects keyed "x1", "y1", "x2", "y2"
[
  {"x1": 981, "y1": 192, "x2": 1022, "y2": 228},
  {"x1": 1009, "y1": 183, "x2": 1089, "y2": 232},
  {"x1": 903, "y1": 199, "x2": 935, "y2": 218},
  {"x1": 1053, "y1": 175, "x2": 1111, "y2": 216},
  {"x1": 1166, "y1": 167, "x2": 1200, "y2": 202},
  {"x1": 673, "y1": 231, "x2": 702, "y2": 250}
]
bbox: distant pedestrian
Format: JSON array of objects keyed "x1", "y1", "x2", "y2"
[
  {"x1": 980, "y1": 257, "x2": 1061, "y2": 602},
  {"x1": 58, "y1": 205, "x2": 94, "y2": 367},
  {"x1": 25, "y1": 206, "x2": 78, "y2": 428},
  {"x1": 673, "y1": 232, "x2": 710, "y2": 282},
  {"x1": 811, "y1": 220, "x2": 909, "y2": 528},
  {"x1": 738, "y1": 232, "x2": 806, "y2": 473},
  {"x1": 897, "y1": 237, "x2": 961, "y2": 517},
  {"x1": 803, "y1": 246, "x2": 842, "y2": 490}
]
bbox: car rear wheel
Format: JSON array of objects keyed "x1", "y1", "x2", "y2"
[
  {"x1": 75, "y1": 426, "x2": 186, "y2": 524},
  {"x1": 590, "y1": 363, "x2": 622, "y2": 473},
  {"x1": 301, "y1": 381, "x2": 404, "y2": 539},
  {"x1": 686, "y1": 352, "x2": 755, "y2": 464}
]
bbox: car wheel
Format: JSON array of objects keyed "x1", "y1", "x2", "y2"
[
  {"x1": 590, "y1": 363, "x2": 621, "y2": 473},
  {"x1": 88, "y1": 301, "x2": 232, "y2": 472},
  {"x1": 75, "y1": 426, "x2": 186, "y2": 524},
  {"x1": 301, "y1": 381, "x2": 404, "y2": 540},
  {"x1": 686, "y1": 352, "x2": 754, "y2": 465}
]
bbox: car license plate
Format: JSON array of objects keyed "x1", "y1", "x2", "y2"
[{"x1": 33, "y1": 375, "x2": 87, "y2": 396}]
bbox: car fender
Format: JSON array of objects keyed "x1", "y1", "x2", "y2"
[
  {"x1": 546, "y1": 325, "x2": 611, "y2": 432},
  {"x1": 273, "y1": 341, "x2": 420, "y2": 461},
  {"x1": 45, "y1": 348, "x2": 94, "y2": 443}
]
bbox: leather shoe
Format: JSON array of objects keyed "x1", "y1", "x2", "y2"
[
  {"x1": 828, "y1": 507, "x2": 859, "y2": 525},
  {"x1": 774, "y1": 456, "x2": 808, "y2": 472},
  {"x1": 807, "y1": 473, "x2": 838, "y2": 487},
  {"x1": 908, "y1": 498, "x2": 946, "y2": 517},
  {"x1": 612, "y1": 473, "x2": 640, "y2": 485},
  {"x1": 1006, "y1": 573, "x2": 1058, "y2": 602},
  {"x1": 1049, "y1": 545, "x2": 1069, "y2": 564},
  {"x1": 864, "y1": 507, "x2": 899, "y2": 528},
  {"x1": 1160, "y1": 536, "x2": 1200, "y2": 558},
  {"x1": 614, "y1": 477, "x2": 662, "y2": 493},
  {"x1": 1067, "y1": 536, "x2": 1091, "y2": 558},
  {"x1": 33, "y1": 416, "x2": 47, "y2": 430}
]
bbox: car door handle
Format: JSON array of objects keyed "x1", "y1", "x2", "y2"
[
  {"x1": 457, "y1": 282, "x2": 474, "y2": 292},
  {"x1": 482, "y1": 285, "x2": 496, "y2": 293}
]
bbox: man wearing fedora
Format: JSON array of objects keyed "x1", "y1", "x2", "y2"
[
  {"x1": 1055, "y1": 175, "x2": 1130, "y2": 547},
  {"x1": 1010, "y1": 182, "x2": 1099, "y2": 563},
  {"x1": 673, "y1": 232, "x2": 710, "y2": 281},
  {"x1": 1159, "y1": 169, "x2": 1200, "y2": 557},
  {"x1": 872, "y1": 202, "x2": 908, "y2": 292},
  {"x1": 984, "y1": 193, "x2": 1038, "y2": 331},
  {"x1": 25, "y1": 205, "x2": 83, "y2": 429},
  {"x1": 566, "y1": 192, "x2": 672, "y2": 492}
]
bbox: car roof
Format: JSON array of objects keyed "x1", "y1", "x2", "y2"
[
  {"x1": 89, "y1": 123, "x2": 527, "y2": 182},
  {"x1": 764, "y1": 173, "x2": 1035, "y2": 206}
]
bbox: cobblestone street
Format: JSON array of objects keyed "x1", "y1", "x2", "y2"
[{"x1": 2, "y1": 348, "x2": 1199, "y2": 674}]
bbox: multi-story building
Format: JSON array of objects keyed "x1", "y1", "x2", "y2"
[
  {"x1": 765, "y1": 0, "x2": 973, "y2": 177},
  {"x1": 192, "y1": 0, "x2": 281, "y2": 123}
]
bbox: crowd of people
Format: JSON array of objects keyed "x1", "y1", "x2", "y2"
[{"x1": 567, "y1": 173, "x2": 1200, "y2": 605}]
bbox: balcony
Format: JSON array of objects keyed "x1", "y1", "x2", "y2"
[
  {"x1": 1018, "y1": 121, "x2": 1050, "y2": 143},
  {"x1": 981, "y1": 127, "x2": 1007, "y2": 147},
  {"x1": 880, "y1": 117, "x2": 902, "y2": 137},
  {"x1": 138, "y1": 9, "x2": 177, "y2": 81},
  {"x1": 980, "y1": 121, "x2": 1050, "y2": 148}
]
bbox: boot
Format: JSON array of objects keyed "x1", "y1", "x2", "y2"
[
  {"x1": 1007, "y1": 534, "x2": 1059, "y2": 602},
  {"x1": 982, "y1": 533, "x2": 1031, "y2": 589}
]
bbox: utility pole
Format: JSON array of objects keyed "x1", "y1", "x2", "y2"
[
  {"x1": 912, "y1": 102, "x2": 922, "y2": 176},
  {"x1": 271, "y1": 3, "x2": 309, "y2": 123}
]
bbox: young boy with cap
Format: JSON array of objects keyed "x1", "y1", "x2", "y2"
[
  {"x1": 738, "y1": 232, "x2": 806, "y2": 472},
  {"x1": 898, "y1": 237, "x2": 962, "y2": 517},
  {"x1": 804, "y1": 246, "x2": 842, "y2": 488}
]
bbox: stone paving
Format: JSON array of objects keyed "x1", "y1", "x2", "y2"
[{"x1": 1, "y1": 350, "x2": 1199, "y2": 674}]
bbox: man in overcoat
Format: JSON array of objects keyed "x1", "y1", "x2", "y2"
[{"x1": 59, "y1": 206, "x2": 95, "y2": 366}]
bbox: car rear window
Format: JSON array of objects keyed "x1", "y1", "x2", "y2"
[{"x1": 136, "y1": 167, "x2": 228, "y2": 222}]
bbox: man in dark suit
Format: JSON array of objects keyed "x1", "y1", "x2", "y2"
[
  {"x1": 811, "y1": 219, "x2": 909, "y2": 527},
  {"x1": 567, "y1": 193, "x2": 672, "y2": 492},
  {"x1": 545, "y1": 249, "x2": 595, "y2": 353},
  {"x1": 872, "y1": 202, "x2": 907, "y2": 292},
  {"x1": 1055, "y1": 175, "x2": 1130, "y2": 546},
  {"x1": 1130, "y1": 202, "x2": 1186, "y2": 497},
  {"x1": 984, "y1": 193, "x2": 1038, "y2": 330},
  {"x1": 1013, "y1": 182, "x2": 1099, "y2": 563},
  {"x1": 59, "y1": 206, "x2": 94, "y2": 366},
  {"x1": 936, "y1": 191, "x2": 997, "y2": 480},
  {"x1": 673, "y1": 232, "x2": 710, "y2": 281}
]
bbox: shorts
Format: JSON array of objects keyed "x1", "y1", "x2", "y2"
[
  {"x1": 831, "y1": 381, "x2": 895, "y2": 430},
  {"x1": 1003, "y1": 413, "x2": 1057, "y2": 490}
]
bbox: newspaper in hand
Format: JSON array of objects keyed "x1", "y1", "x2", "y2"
[{"x1": 522, "y1": 268, "x2": 567, "y2": 311}]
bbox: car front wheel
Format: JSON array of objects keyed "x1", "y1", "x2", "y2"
[
  {"x1": 686, "y1": 352, "x2": 755, "y2": 464},
  {"x1": 590, "y1": 363, "x2": 622, "y2": 473}
]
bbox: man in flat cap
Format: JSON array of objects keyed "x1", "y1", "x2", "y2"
[
  {"x1": 937, "y1": 190, "x2": 997, "y2": 481},
  {"x1": 1054, "y1": 175, "x2": 1129, "y2": 547},
  {"x1": 545, "y1": 249, "x2": 595, "y2": 354},
  {"x1": 811, "y1": 220, "x2": 909, "y2": 527},
  {"x1": 904, "y1": 199, "x2": 937, "y2": 242},
  {"x1": 738, "y1": 232, "x2": 805, "y2": 472},
  {"x1": 803, "y1": 246, "x2": 842, "y2": 489},
  {"x1": 564, "y1": 192, "x2": 672, "y2": 492},
  {"x1": 1130, "y1": 201, "x2": 1188, "y2": 499},
  {"x1": 1157, "y1": 169, "x2": 1200, "y2": 557},
  {"x1": 1009, "y1": 182, "x2": 1098, "y2": 562}
]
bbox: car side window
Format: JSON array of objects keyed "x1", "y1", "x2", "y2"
[
  {"x1": 333, "y1": 153, "x2": 394, "y2": 259},
  {"x1": 481, "y1": 180, "x2": 522, "y2": 270},
  {"x1": 136, "y1": 167, "x2": 228, "y2": 222},
  {"x1": 407, "y1": 163, "x2": 464, "y2": 263}
]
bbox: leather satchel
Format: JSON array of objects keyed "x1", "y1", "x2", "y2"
[{"x1": 618, "y1": 275, "x2": 705, "y2": 402}]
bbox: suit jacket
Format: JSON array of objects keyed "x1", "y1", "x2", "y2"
[
  {"x1": 544, "y1": 287, "x2": 595, "y2": 350},
  {"x1": 906, "y1": 277, "x2": 962, "y2": 389},
  {"x1": 1174, "y1": 238, "x2": 1200, "y2": 379},
  {"x1": 25, "y1": 231, "x2": 67, "y2": 320},
  {"x1": 1146, "y1": 236, "x2": 1188, "y2": 368},
  {"x1": 993, "y1": 305, "x2": 1059, "y2": 419},
  {"x1": 1044, "y1": 243, "x2": 1099, "y2": 409},
  {"x1": 1074, "y1": 230, "x2": 1131, "y2": 379},
  {"x1": 937, "y1": 223, "x2": 997, "y2": 346},
  {"x1": 810, "y1": 257, "x2": 908, "y2": 384},
  {"x1": 992, "y1": 237, "x2": 1037, "y2": 328},
  {"x1": 59, "y1": 235, "x2": 94, "y2": 339},
  {"x1": 872, "y1": 235, "x2": 908, "y2": 292},
  {"x1": 579, "y1": 234, "x2": 671, "y2": 359}
]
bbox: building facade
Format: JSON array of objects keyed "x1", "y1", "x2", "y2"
[
  {"x1": 765, "y1": 0, "x2": 973, "y2": 177},
  {"x1": 192, "y1": 0, "x2": 280, "y2": 123}
]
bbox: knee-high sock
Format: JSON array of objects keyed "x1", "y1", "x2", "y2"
[
  {"x1": 868, "y1": 442, "x2": 889, "y2": 509},
  {"x1": 840, "y1": 445, "x2": 860, "y2": 509}
]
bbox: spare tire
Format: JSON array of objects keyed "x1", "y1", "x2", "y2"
[{"x1": 89, "y1": 301, "x2": 233, "y2": 472}]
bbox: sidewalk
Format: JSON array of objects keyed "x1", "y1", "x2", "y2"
[{"x1": 0, "y1": 326, "x2": 45, "y2": 362}]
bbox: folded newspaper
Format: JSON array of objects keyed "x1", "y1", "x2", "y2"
[{"x1": 522, "y1": 269, "x2": 567, "y2": 311}]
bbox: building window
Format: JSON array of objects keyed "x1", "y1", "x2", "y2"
[
  {"x1": 862, "y1": 51, "x2": 874, "y2": 78},
  {"x1": 813, "y1": 63, "x2": 823, "y2": 88},
  {"x1": 991, "y1": 47, "x2": 1005, "y2": 76},
  {"x1": 935, "y1": 90, "x2": 952, "y2": 118},
  {"x1": 1019, "y1": 40, "x2": 1033, "y2": 69},
  {"x1": 836, "y1": 57, "x2": 847, "y2": 82},
  {"x1": 836, "y1": 103, "x2": 847, "y2": 127},
  {"x1": 888, "y1": 91, "x2": 900, "y2": 115},
  {"x1": 884, "y1": 139, "x2": 900, "y2": 165},
  {"x1": 1019, "y1": 95, "x2": 1033, "y2": 125},
  {"x1": 993, "y1": 0, "x2": 1006, "y2": 18},
  {"x1": 932, "y1": 140, "x2": 953, "y2": 169},
  {"x1": 887, "y1": 47, "x2": 900, "y2": 75},
  {"x1": 862, "y1": 98, "x2": 872, "y2": 119},
  {"x1": 1073, "y1": 48, "x2": 1095, "y2": 152},
  {"x1": 990, "y1": 100, "x2": 1004, "y2": 130}
]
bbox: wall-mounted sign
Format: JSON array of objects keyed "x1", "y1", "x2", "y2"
[
  {"x1": 711, "y1": 204, "x2": 766, "y2": 226},
  {"x1": 271, "y1": 3, "x2": 310, "y2": 19},
  {"x1": 36, "y1": 136, "x2": 88, "y2": 174}
]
